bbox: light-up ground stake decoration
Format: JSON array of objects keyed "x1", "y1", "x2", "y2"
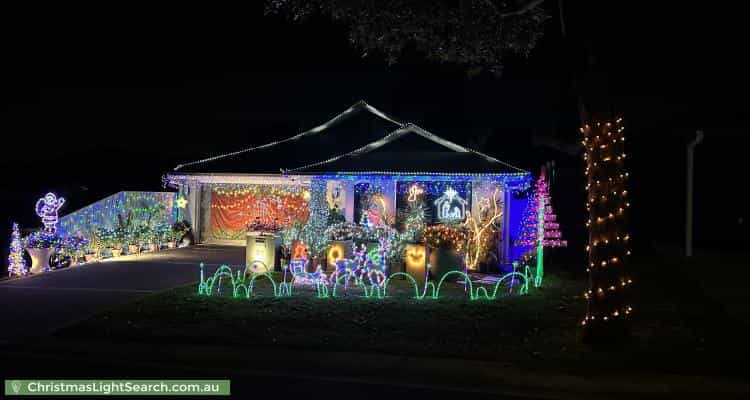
[{"x1": 198, "y1": 261, "x2": 530, "y2": 301}]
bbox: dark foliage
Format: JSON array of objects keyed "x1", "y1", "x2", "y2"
[{"x1": 266, "y1": 0, "x2": 549, "y2": 75}]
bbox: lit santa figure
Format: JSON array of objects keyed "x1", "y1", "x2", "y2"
[{"x1": 35, "y1": 192, "x2": 65, "y2": 233}]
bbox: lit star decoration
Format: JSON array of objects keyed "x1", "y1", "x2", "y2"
[
  {"x1": 581, "y1": 117, "x2": 632, "y2": 337},
  {"x1": 176, "y1": 196, "x2": 188, "y2": 209},
  {"x1": 445, "y1": 186, "x2": 458, "y2": 200}
]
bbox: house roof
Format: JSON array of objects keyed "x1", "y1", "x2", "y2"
[
  {"x1": 171, "y1": 101, "x2": 528, "y2": 176},
  {"x1": 285, "y1": 123, "x2": 527, "y2": 175}
]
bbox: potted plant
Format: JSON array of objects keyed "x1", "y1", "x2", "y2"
[
  {"x1": 165, "y1": 228, "x2": 178, "y2": 248},
  {"x1": 61, "y1": 236, "x2": 88, "y2": 266},
  {"x1": 143, "y1": 225, "x2": 159, "y2": 252},
  {"x1": 85, "y1": 227, "x2": 102, "y2": 262},
  {"x1": 25, "y1": 231, "x2": 61, "y2": 274},
  {"x1": 127, "y1": 226, "x2": 142, "y2": 255},
  {"x1": 85, "y1": 250, "x2": 98, "y2": 263},
  {"x1": 97, "y1": 227, "x2": 114, "y2": 258},
  {"x1": 138, "y1": 225, "x2": 153, "y2": 252},
  {"x1": 111, "y1": 226, "x2": 126, "y2": 257},
  {"x1": 422, "y1": 225, "x2": 467, "y2": 281},
  {"x1": 154, "y1": 222, "x2": 171, "y2": 249}
]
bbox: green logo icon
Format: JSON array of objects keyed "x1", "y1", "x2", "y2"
[{"x1": 11, "y1": 381, "x2": 22, "y2": 394}]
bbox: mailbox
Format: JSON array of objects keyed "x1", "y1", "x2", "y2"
[{"x1": 246, "y1": 232, "x2": 276, "y2": 273}]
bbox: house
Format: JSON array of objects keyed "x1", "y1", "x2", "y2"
[{"x1": 164, "y1": 101, "x2": 532, "y2": 266}]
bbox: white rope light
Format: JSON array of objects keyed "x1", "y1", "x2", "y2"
[
  {"x1": 172, "y1": 100, "x2": 527, "y2": 177},
  {"x1": 173, "y1": 100, "x2": 403, "y2": 171},
  {"x1": 312, "y1": 172, "x2": 529, "y2": 177},
  {"x1": 284, "y1": 126, "x2": 411, "y2": 173},
  {"x1": 285, "y1": 123, "x2": 529, "y2": 174},
  {"x1": 165, "y1": 173, "x2": 311, "y2": 186},
  {"x1": 407, "y1": 125, "x2": 527, "y2": 173}
]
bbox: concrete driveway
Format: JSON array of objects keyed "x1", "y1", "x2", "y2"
[{"x1": 0, "y1": 245, "x2": 243, "y2": 341}]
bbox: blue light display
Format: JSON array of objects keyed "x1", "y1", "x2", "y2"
[{"x1": 57, "y1": 191, "x2": 178, "y2": 240}]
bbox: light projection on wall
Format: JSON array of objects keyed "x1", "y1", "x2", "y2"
[
  {"x1": 176, "y1": 196, "x2": 188, "y2": 209},
  {"x1": 35, "y1": 193, "x2": 65, "y2": 233},
  {"x1": 434, "y1": 187, "x2": 468, "y2": 222}
]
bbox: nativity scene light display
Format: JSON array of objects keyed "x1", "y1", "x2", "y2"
[{"x1": 434, "y1": 186, "x2": 468, "y2": 222}]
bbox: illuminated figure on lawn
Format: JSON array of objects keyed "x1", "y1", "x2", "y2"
[{"x1": 35, "y1": 192, "x2": 65, "y2": 233}]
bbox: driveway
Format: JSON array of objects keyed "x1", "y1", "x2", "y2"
[{"x1": 0, "y1": 245, "x2": 243, "y2": 341}]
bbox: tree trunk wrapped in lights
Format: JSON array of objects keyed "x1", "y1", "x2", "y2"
[{"x1": 581, "y1": 117, "x2": 632, "y2": 341}]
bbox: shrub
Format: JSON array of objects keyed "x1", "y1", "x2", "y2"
[
  {"x1": 25, "y1": 231, "x2": 62, "y2": 249},
  {"x1": 324, "y1": 222, "x2": 367, "y2": 242},
  {"x1": 422, "y1": 225, "x2": 467, "y2": 252}
]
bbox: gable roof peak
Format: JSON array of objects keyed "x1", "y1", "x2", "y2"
[
  {"x1": 173, "y1": 100, "x2": 402, "y2": 171},
  {"x1": 285, "y1": 122, "x2": 529, "y2": 174}
]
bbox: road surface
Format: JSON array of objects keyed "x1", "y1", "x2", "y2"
[{"x1": 0, "y1": 245, "x2": 242, "y2": 341}]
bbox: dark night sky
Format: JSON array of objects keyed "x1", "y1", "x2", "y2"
[{"x1": 1, "y1": 2, "x2": 748, "y2": 255}]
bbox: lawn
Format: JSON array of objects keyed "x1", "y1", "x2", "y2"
[{"x1": 53, "y1": 252, "x2": 750, "y2": 379}]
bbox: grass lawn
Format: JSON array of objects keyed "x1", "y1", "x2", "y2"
[{"x1": 53, "y1": 253, "x2": 750, "y2": 379}]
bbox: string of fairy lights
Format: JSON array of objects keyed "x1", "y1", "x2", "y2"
[
  {"x1": 212, "y1": 185, "x2": 310, "y2": 198},
  {"x1": 58, "y1": 192, "x2": 177, "y2": 239},
  {"x1": 422, "y1": 225, "x2": 467, "y2": 252},
  {"x1": 581, "y1": 117, "x2": 632, "y2": 331},
  {"x1": 211, "y1": 185, "x2": 311, "y2": 230}
]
